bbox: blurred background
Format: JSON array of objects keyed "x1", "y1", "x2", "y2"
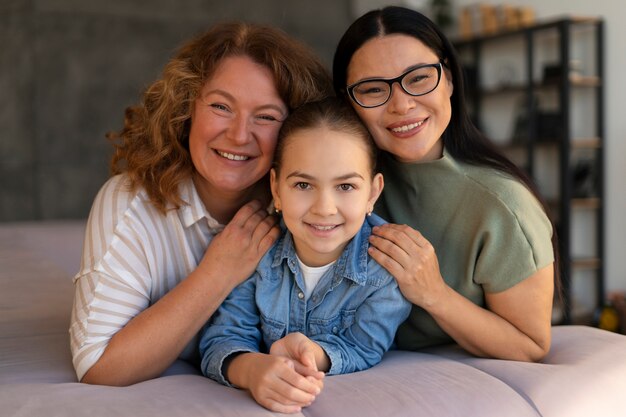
[{"x1": 1, "y1": 0, "x2": 624, "y2": 323}]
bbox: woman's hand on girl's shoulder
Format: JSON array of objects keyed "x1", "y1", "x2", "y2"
[
  {"x1": 367, "y1": 223, "x2": 447, "y2": 308},
  {"x1": 198, "y1": 200, "x2": 280, "y2": 287}
]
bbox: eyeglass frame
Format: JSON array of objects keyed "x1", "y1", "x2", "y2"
[{"x1": 346, "y1": 61, "x2": 444, "y2": 109}]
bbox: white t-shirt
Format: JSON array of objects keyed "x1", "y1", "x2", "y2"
[
  {"x1": 296, "y1": 256, "x2": 335, "y2": 300},
  {"x1": 70, "y1": 174, "x2": 223, "y2": 380}
]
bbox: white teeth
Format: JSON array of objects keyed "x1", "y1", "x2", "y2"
[
  {"x1": 312, "y1": 224, "x2": 336, "y2": 231},
  {"x1": 391, "y1": 120, "x2": 424, "y2": 133},
  {"x1": 217, "y1": 150, "x2": 249, "y2": 161}
]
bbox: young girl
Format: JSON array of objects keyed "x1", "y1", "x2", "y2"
[{"x1": 199, "y1": 97, "x2": 411, "y2": 414}]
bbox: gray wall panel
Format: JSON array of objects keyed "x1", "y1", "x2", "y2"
[{"x1": 1, "y1": 0, "x2": 351, "y2": 220}]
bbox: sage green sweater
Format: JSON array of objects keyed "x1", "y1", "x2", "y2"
[{"x1": 376, "y1": 149, "x2": 554, "y2": 350}]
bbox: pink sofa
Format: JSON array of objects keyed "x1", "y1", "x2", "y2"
[{"x1": 2, "y1": 220, "x2": 625, "y2": 416}]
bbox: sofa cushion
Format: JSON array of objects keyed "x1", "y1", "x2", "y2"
[{"x1": 2, "y1": 220, "x2": 626, "y2": 417}]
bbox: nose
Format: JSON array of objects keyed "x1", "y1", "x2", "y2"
[
  {"x1": 227, "y1": 113, "x2": 251, "y2": 144},
  {"x1": 311, "y1": 189, "x2": 337, "y2": 217},
  {"x1": 387, "y1": 81, "x2": 416, "y2": 115}
]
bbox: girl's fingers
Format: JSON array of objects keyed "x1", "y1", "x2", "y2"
[{"x1": 292, "y1": 360, "x2": 324, "y2": 381}]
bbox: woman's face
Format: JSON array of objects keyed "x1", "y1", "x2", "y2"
[
  {"x1": 346, "y1": 34, "x2": 453, "y2": 163},
  {"x1": 189, "y1": 55, "x2": 287, "y2": 199}
]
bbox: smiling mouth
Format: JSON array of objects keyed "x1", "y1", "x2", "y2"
[
  {"x1": 390, "y1": 120, "x2": 425, "y2": 133},
  {"x1": 308, "y1": 223, "x2": 338, "y2": 231},
  {"x1": 216, "y1": 150, "x2": 250, "y2": 161}
]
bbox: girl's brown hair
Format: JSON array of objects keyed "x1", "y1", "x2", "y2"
[
  {"x1": 274, "y1": 97, "x2": 378, "y2": 177},
  {"x1": 109, "y1": 22, "x2": 333, "y2": 213}
]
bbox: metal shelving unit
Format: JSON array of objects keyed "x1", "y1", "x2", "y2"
[{"x1": 454, "y1": 17, "x2": 605, "y2": 324}]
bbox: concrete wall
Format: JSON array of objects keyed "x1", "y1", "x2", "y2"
[{"x1": 0, "y1": 0, "x2": 352, "y2": 220}]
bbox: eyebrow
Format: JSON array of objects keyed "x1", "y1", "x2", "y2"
[
  {"x1": 285, "y1": 171, "x2": 365, "y2": 181},
  {"x1": 202, "y1": 89, "x2": 287, "y2": 115},
  {"x1": 353, "y1": 62, "x2": 434, "y2": 83}
]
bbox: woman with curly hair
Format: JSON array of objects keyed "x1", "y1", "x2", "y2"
[{"x1": 70, "y1": 21, "x2": 332, "y2": 387}]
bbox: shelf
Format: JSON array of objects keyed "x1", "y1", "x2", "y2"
[
  {"x1": 479, "y1": 76, "x2": 600, "y2": 96},
  {"x1": 454, "y1": 15, "x2": 602, "y2": 46},
  {"x1": 454, "y1": 16, "x2": 605, "y2": 325},
  {"x1": 546, "y1": 198, "x2": 599, "y2": 216},
  {"x1": 572, "y1": 138, "x2": 602, "y2": 149},
  {"x1": 498, "y1": 137, "x2": 601, "y2": 149},
  {"x1": 572, "y1": 257, "x2": 602, "y2": 270},
  {"x1": 571, "y1": 197, "x2": 601, "y2": 209}
]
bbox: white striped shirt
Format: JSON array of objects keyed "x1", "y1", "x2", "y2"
[{"x1": 70, "y1": 174, "x2": 224, "y2": 380}]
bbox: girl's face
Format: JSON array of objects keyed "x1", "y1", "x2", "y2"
[
  {"x1": 346, "y1": 34, "x2": 453, "y2": 163},
  {"x1": 189, "y1": 55, "x2": 288, "y2": 200},
  {"x1": 270, "y1": 126, "x2": 383, "y2": 267}
]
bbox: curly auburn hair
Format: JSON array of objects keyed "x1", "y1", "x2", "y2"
[{"x1": 108, "y1": 22, "x2": 333, "y2": 213}]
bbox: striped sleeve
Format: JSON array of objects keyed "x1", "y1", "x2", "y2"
[{"x1": 70, "y1": 175, "x2": 153, "y2": 380}]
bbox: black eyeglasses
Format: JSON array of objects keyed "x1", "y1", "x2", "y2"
[{"x1": 347, "y1": 62, "x2": 443, "y2": 108}]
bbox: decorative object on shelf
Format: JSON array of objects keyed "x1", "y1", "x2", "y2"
[
  {"x1": 572, "y1": 158, "x2": 599, "y2": 198},
  {"x1": 608, "y1": 292, "x2": 626, "y2": 334},
  {"x1": 511, "y1": 96, "x2": 534, "y2": 145},
  {"x1": 511, "y1": 95, "x2": 563, "y2": 144},
  {"x1": 480, "y1": 4, "x2": 499, "y2": 35},
  {"x1": 495, "y1": 62, "x2": 517, "y2": 87},
  {"x1": 594, "y1": 303, "x2": 620, "y2": 333},
  {"x1": 542, "y1": 60, "x2": 585, "y2": 84},
  {"x1": 458, "y1": 7, "x2": 473, "y2": 39},
  {"x1": 458, "y1": 3, "x2": 536, "y2": 39},
  {"x1": 537, "y1": 111, "x2": 563, "y2": 140}
]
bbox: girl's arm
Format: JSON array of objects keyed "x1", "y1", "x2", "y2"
[
  {"x1": 270, "y1": 332, "x2": 330, "y2": 373},
  {"x1": 80, "y1": 201, "x2": 280, "y2": 386},
  {"x1": 226, "y1": 352, "x2": 323, "y2": 414},
  {"x1": 368, "y1": 223, "x2": 553, "y2": 361},
  {"x1": 199, "y1": 273, "x2": 322, "y2": 414}
]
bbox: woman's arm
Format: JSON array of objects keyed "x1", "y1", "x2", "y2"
[
  {"x1": 424, "y1": 265, "x2": 553, "y2": 361},
  {"x1": 80, "y1": 201, "x2": 280, "y2": 386},
  {"x1": 368, "y1": 223, "x2": 553, "y2": 362}
]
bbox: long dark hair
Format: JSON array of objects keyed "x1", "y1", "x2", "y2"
[{"x1": 333, "y1": 6, "x2": 561, "y2": 297}]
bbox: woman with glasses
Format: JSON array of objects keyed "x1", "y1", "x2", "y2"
[
  {"x1": 70, "y1": 22, "x2": 332, "y2": 386},
  {"x1": 333, "y1": 6, "x2": 558, "y2": 361}
]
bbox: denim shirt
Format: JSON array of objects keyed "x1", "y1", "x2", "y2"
[{"x1": 199, "y1": 213, "x2": 411, "y2": 385}]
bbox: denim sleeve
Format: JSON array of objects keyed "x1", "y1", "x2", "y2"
[
  {"x1": 313, "y1": 265, "x2": 411, "y2": 375},
  {"x1": 198, "y1": 273, "x2": 261, "y2": 386}
]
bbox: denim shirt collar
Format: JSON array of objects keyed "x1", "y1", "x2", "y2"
[{"x1": 270, "y1": 213, "x2": 387, "y2": 286}]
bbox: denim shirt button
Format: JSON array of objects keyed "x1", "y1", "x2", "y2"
[
  {"x1": 332, "y1": 326, "x2": 338, "y2": 334},
  {"x1": 297, "y1": 291, "x2": 304, "y2": 299}
]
